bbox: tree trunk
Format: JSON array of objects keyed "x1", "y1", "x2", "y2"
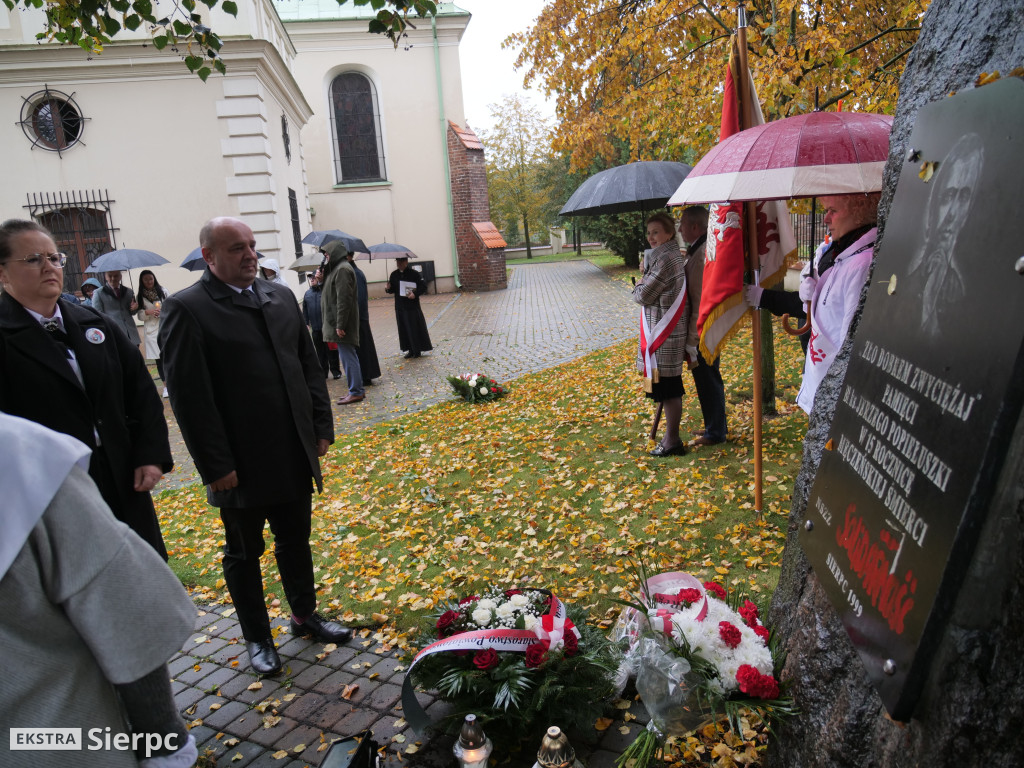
[
  {"x1": 524, "y1": 217, "x2": 532, "y2": 259},
  {"x1": 766, "y1": 2, "x2": 1024, "y2": 766}
]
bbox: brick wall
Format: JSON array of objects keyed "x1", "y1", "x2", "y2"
[{"x1": 447, "y1": 122, "x2": 507, "y2": 292}]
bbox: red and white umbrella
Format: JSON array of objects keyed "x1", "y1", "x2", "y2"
[{"x1": 668, "y1": 111, "x2": 893, "y2": 205}]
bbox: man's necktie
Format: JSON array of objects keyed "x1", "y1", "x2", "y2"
[{"x1": 238, "y1": 289, "x2": 260, "y2": 309}]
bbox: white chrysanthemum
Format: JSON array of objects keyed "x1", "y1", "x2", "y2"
[
  {"x1": 476, "y1": 598, "x2": 497, "y2": 610},
  {"x1": 495, "y1": 602, "x2": 516, "y2": 620},
  {"x1": 472, "y1": 608, "x2": 492, "y2": 626},
  {"x1": 522, "y1": 614, "x2": 539, "y2": 631},
  {"x1": 669, "y1": 597, "x2": 773, "y2": 694},
  {"x1": 509, "y1": 593, "x2": 530, "y2": 608},
  {"x1": 479, "y1": 387, "x2": 489, "y2": 395},
  {"x1": 469, "y1": 377, "x2": 478, "y2": 387}
]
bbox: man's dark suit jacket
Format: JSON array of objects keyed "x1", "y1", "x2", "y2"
[
  {"x1": 159, "y1": 270, "x2": 334, "y2": 508},
  {"x1": 0, "y1": 292, "x2": 172, "y2": 553}
]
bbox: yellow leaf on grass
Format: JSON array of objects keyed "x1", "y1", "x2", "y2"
[
  {"x1": 715, "y1": 566, "x2": 730, "y2": 574},
  {"x1": 594, "y1": 717, "x2": 614, "y2": 731}
]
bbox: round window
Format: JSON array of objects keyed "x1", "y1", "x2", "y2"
[{"x1": 19, "y1": 88, "x2": 86, "y2": 153}]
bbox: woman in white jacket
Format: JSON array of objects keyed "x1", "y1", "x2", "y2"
[
  {"x1": 796, "y1": 193, "x2": 880, "y2": 414},
  {"x1": 137, "y1": 270, "x2": 169, "y2": 396}
]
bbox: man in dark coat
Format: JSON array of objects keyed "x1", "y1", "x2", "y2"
[
  {"x1": 0, "y1": 218, "x2": 171, "y2": 558},
  {"x1": 384, "y1": 256, "x2": 432, "y2": 359},
  {"x1": 348, "y1": 251, "x2": 380, "y2": 385},
  {"x1": 678, "y1": 206, "x2": 728, "y2": 446},
  {"x1": 159, "y1": 216, "x2": 350, "y2": 676},
  {"x1": 302, "y1": 268, "x2": 341, "y2": 379}
]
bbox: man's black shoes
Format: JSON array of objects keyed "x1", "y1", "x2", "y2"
[
  {"x1": 246, "y1": 638, "x2": 282, "y2": 675},
  {"x1": 290, "y1": 612, "x2": 353, "y2": 644}
]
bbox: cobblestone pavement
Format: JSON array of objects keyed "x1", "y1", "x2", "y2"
[{"x1": 165, "y1": 261, "x2": 648, "y2": 767}]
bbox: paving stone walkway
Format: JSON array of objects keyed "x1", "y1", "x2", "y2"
[{"x1": 164, "y1": 261, "x2": 649, "y2": 767}]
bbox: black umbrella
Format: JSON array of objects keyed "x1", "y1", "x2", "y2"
[
  {"x1": 181, "y1": 247, "x2": 205, "y2": 272},
  {"x1": 301, "y1": 229, "x2": 369, "y2": 255},
  {"x1": 559, "y1": 160, "x2": 694, "y2": 217}
]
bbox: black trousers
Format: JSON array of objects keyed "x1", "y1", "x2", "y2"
[
  {"x1": 220, "y1": 498, "x2": 317, "y2": 641},
  {"x1": 690, "y1": 350, "x2": 728, "y2": 442},
  {"x1": 312, "y1": 333, "x2": 341, "y2": 377}
]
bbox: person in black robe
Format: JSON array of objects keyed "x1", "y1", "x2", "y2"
[
  {"x1": 348, "y1": 252, "x2": 381, "y2": 383},
  {"x1": 384, "y1": 256, "x2": 432, "y2": 359}
]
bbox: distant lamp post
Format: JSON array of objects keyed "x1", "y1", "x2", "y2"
[
  {"x1": 533, "y1": 726, "x2": 583, "y2": 768},
  {"x1": 453, "y1": 714, "x2": 493, "y2": 768}
]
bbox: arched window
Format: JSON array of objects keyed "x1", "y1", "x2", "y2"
[{"x1": 329, "y1": 72, "x2": 386, "y2": 184}]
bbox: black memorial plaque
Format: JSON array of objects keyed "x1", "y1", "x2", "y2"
[{"x1": 800, "y1": 77, "x2": 1024, "y2": 720}]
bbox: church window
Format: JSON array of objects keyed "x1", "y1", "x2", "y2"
[{"x1": 329, "y1": 72, "x2": 386, "y2": 184}]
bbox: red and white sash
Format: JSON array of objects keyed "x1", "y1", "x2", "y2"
[{"x1": 640, "y1": 276, "x2": 688, "y2": 381}]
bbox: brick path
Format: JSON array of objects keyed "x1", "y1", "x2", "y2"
[{"x1": 165, "y1": 261, "x2": 649, "y2": 767}]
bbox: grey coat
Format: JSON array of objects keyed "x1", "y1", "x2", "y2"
[{"x1": 92, "y1": 283, "x2": 141, "y2": 345}]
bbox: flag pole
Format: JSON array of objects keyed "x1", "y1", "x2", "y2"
[{"x1": 735, "y1": 3, "x2": 764, "y2": 519}]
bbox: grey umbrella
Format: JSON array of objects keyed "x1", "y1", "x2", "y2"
[
  {"x1": 301, "y1": 229, "x2": 370, "y2": 255},
  {"x1": 288, "y1": 253, "x2": 323, "y2": 272},
  {"x1": 366, "y1": 242, "x2": 418, "y2": 262},
  {"x1": 180, "y1": 247, "x2": 205, "y2": 272},
  {"x1": 559, "y1": 160, "x2": 694, "y2": 217},
  {"x1": 86, "y1": 248, "x2": 169, "y2": 272}
]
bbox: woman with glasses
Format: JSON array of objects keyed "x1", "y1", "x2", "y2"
[{"x1": 0, "y1": 219, "x2": 172, "y2": 557}]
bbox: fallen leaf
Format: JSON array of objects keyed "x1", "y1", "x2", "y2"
[
  {"x1": 231, "y1": 753, "x2": 243, "y2": 762},
  {"x1": 919, "y1": 160, "x2": 937, "y2": 182},
  {"x1": 293, "y1": 743, "x2": 306, "y2": 753},
  {"x1": 594, "y1": 717, "x2": 614, "y2": 731},
  {"x1": 208, "y1": 703, "x2": 222, "y2": 711},
  {"x1": 393, "y1": 734, "x2": 406, "y2": 743},
  {"x1": 405, "y1": 745, "x2": 420, "y2": 754},
  {"x1": 224, "y1": 738, "x2": 239, "y2": 747},
  {"x1": 263, "y1": 715, "x2": 282, "y2": 729},
  {"x1": 272, "y1": 749, "x2": 289, "y2": 759},
  {"x1": 618, "y1": 726, "x2": 631, "y2": 735},
  {"x1": 247, "y1": 681, "x2": 263, "y2": 691},
  {"x1": 887, "y1": 274, "x2": 897, "y2": 295},
  {"x1": 341, "y1": 683, "x2": 359, "y2": 700}
]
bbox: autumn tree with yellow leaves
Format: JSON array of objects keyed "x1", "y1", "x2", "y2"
[
  {"x1": 508, "y1": 0, "x2": 930, "y2": 172},
  {"x1": 480, "y1": 95, "x2": 558, "y2": 258}
]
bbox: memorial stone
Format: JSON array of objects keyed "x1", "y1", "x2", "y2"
[{"x1": 800, "y1": 76, "x2": 1024, "y2": 720}]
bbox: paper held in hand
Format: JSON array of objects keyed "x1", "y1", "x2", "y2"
[{"x1": 400, "y1": 280, "x2": 417, "y2": 298}]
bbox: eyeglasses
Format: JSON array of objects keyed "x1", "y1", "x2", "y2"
[{"x1": 5, "y1": 252, "x2": 68, "y2": 269}]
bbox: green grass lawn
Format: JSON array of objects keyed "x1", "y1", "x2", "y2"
[{"x1": 157, "y1": 271, "x2": 807, "y2": 652}]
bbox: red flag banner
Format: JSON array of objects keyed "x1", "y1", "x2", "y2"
[{"x1": 698, "y1": 42, "x2": 797, "y2": 362}]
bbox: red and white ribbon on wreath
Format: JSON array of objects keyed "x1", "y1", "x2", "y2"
[
  {"x1": 649, "y1": 609, "x2": 677, "y2": 637},
  {"x1": 646, "y1": 571, "x2": 709, "y2": 622},
  {"x1": 639, "y1": 276, "x2": 688, "y2": 380},
  {"x1": 401, "y1": 592, "x2": 578, "y2": 734}
]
